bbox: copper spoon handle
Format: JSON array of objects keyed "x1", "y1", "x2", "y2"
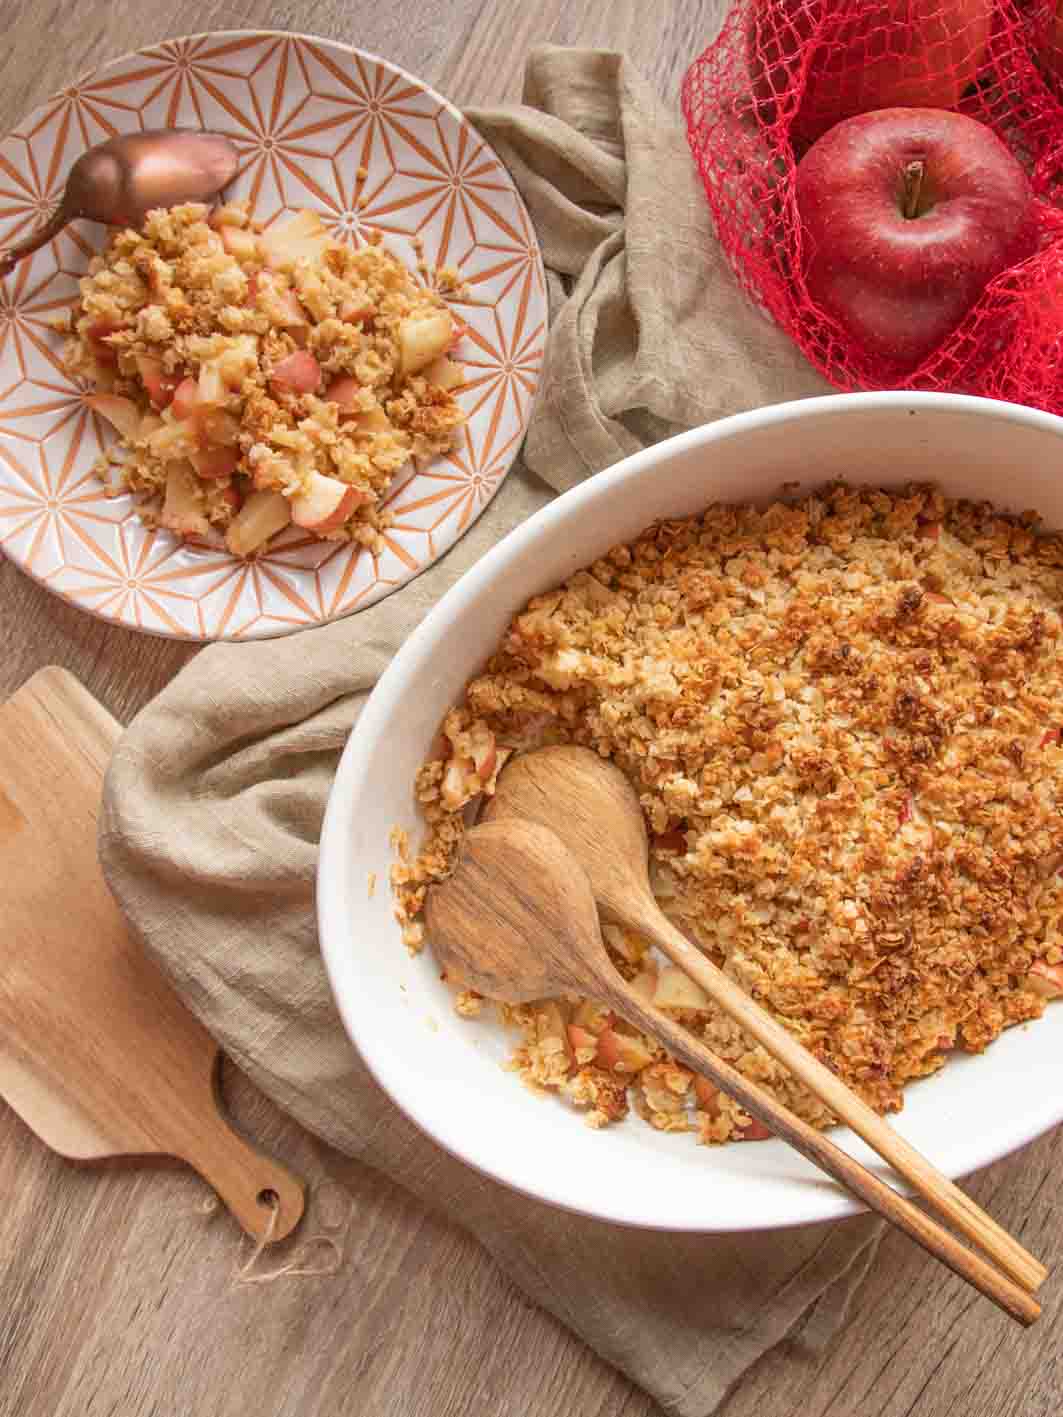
[
  {"x1": 602, "y1": 975, "x2": 1041, "y2": 1327},
  {"x1": 0, "y1": 201, "x2": 74, "y2": 279}
]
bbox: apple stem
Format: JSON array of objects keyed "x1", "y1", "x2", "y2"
[{"x1": 903, "y1": 160, "x2": 926, "y2": 220}]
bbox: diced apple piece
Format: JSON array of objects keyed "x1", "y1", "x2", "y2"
[
  {"x1": 468, "y1": 723, "x2": 497, "y2": 780},
  {"x1": 440, "y1": 755, "x2": 476, "y2": 811},
  {"x1": 567, "y1": 1025, "x2": 599, "y2": 1055},
  {"x1": 191, "y1": 445, "x2": 240, "y2": 480},
  {"x1": 197, "y1": 408, "x2": 242, "y2": 446},
  {"x1": 220, "y1": 225, "x2": 262, "y2": 262},
  {"x1": 160, "y1": 462, "x2": 210, "y2": 538},
  {"x1": 86, "y1": 320, "x2": 126, "y2": 367},
  {"x1": 84, "y1": 393, "x2": 141, "y2": 440},
  {"x1": 135, "y1": 354, "x2": 180, "y2": 409},
  {"x1": 423, "y1": 355, "x2": 464, "y2": 391},
  {"x1": 919, "y1": 522, "x2": 941, "y2": 541},
  {"x1": 630, "y1": 963, "x2": 659, "y2": 1003},
  {"x1": 572, "y1": 1000, "x2": 614, "y2": 1035},
  {"x1": 171, "y1": 377, "x2": 200, "y2": 421},
  {"x1": 197, "y1": 361, "x2": 226, "y2": 407},
  {"x1": 261, "y1": 209, "x2": 331, "y2": 271},
  {"x1": 653, "y1": 829, "x2": 688, "y2": 854},
  {"x1": 653, "y1": 967, "x2": 710, "y2": 1012},
  {"x1": 596, "y1": 1028, "x2": 655, "y2": 1075},
  {"x1": 1041, "y1": 728, "x2": 1061, "y2": 748},
  {"x1": 218, "y1": 336, "x2": 259, "y2": 389},
  {"x1": 602, "y1": 921, "x2": 649, "y2": 965},
  {"x1": 537, "y1": 1001, "x2": 573, "y2": 1067},
  {"x1": 425, "y1": 730, "x2": 450, "y2": 765},
  {"x1": 210, "y1": 204, "x2": 251, "y2": 230},
  {"x1": 324, "y1": 376, "x2": 363, "y2": 412},
  {"x1": 1027, "y1": 960, "x2": 1063, "y2": 998},
  {"x1": 692, "y1": 1075, "x2": 720, "y2": 1115},
  {"x1": 339, "y1": 297, "x2": 374, "y2": 324},
  {"x1": 249, "y1": 450, "x2": 295, "y2": 493},
  {"x1": 148, "y1": 418, "x2": 198, "y2": 461},
  {"x1": 257, "y1": 277, "x2": 309, "y2": 341},
  {"x1": 270, "y1": 349, "x2": 321, "y2": 396},
  {"x1": 398, "y1": 312, "x2": 453, "y2": 375},
  {"x1": 275, "y1": 287, "x2": 307, "y2": 327},
  {"x1": 290, "y1": 470, "x2": 367, "y2": 532},
  {"x1": 355, "y1": 405, "x2": 392, "y2": 433},
  {"x1": 737, "y1": 1118, "x2": 773, "y2": 1142},
  {"x1": 225, "y1": 489, "x2": 292, "y2": 556},
  {"x1": 324, "y1": 380, "x2": 392, "y2": 428}
]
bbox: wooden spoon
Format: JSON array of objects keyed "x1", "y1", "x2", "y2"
[
  {"x1": 426, "y1": 819, "x2": 1040, "y2": 1325},
  {"x1": 483, "y1": 745, "x2": 1048, "y2": 1297}
]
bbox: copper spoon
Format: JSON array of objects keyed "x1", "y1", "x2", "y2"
[
  {"x1": 0, "y1": 129, "x2": 239, "y2": 278},
  {"x1": 426, "y1": 818, "x2": 1040, "y2": 1325},
  {"x1": 483, "y1": 745, "x2": 1048, "y2": 1296}
]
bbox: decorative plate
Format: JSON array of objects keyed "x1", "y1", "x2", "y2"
[{"x1": 0, "y1": 32, "x2": 546, "y2": 639}]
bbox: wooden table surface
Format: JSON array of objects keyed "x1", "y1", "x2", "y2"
[{"x1": 1, "y1": 3, "x2": 1060, "y2": 1414}]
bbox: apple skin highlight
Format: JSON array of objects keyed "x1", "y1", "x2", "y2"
[
  {"x1": 795, "y1": 107, "x2": 1037, "y2": 369},
  {"x1": 749, "y1": 0, "x2": 993, "y2": 145}
]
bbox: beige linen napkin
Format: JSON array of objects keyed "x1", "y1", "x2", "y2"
[{"x1": 100, "y1": 46, "x2": 880, "y2": 1417}]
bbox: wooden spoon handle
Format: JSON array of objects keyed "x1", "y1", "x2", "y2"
[
  {"x1": 603, "y1": 977, "x2": 1040, "y2": 1327},
  {"x1": 627, "y1": 903, "x2": 1047, "y2": 1296}
]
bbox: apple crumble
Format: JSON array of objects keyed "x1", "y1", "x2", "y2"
[
  {"x1": 62, "y1": 202, "x2": 465, "y2": 555},
  {"x1": 392, "y1": 484, "x2": 1063, "y2": 1143}
]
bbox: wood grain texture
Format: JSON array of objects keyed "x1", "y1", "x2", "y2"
[
  {"x1": 1, "y1": 3, "x2": 1061, "y2": 1417},
  {"x1": 0, "y1": 669, "x2": 305, "y2": 1242}
]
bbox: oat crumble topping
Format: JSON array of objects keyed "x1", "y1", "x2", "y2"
[
  {"x1": 393, "y1": 484, "x2": 1063, "y2": 1143},
  {"x1": 66, "y1": 202, "x2": 467, "y2": 555}
]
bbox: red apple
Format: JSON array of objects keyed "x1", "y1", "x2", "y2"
[
  {"x1": 1040, "y1": 2, "x2": 1063, "y2": 84},
  {"x1": 749, "y1": 0, "x2": 992, "y2": 145},
  {"x1": 796, "y1": 108, "x2": 1036, "y2": 368}
]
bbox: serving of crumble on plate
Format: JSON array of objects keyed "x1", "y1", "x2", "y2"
[
  {"x1": 65, "y1": 203, "x2": 466, "y2": 558},
  {"x1": 0, "y1": 33, "x2": 545, "y2": 640}
]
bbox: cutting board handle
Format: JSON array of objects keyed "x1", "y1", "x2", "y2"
[
  {"x1": 188, "y1": 1080, "x2": 306, "y2": 1243},
  {"x1": 1, "y1": 668, "x2": 307, "y2": 1248}
]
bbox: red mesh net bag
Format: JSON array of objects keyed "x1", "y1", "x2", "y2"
[{"x1": 681, "y1": 0, "x2": 1063, "y2": 407}]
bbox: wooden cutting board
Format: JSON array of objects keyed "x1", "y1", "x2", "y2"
[{"x1": 0, "y1": 667, "x2": 304, "y2": 1242}]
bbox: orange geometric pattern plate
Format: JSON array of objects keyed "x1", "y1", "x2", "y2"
[{"x1": 0, "y1": 32, "x2": 546, "y2": 639}]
